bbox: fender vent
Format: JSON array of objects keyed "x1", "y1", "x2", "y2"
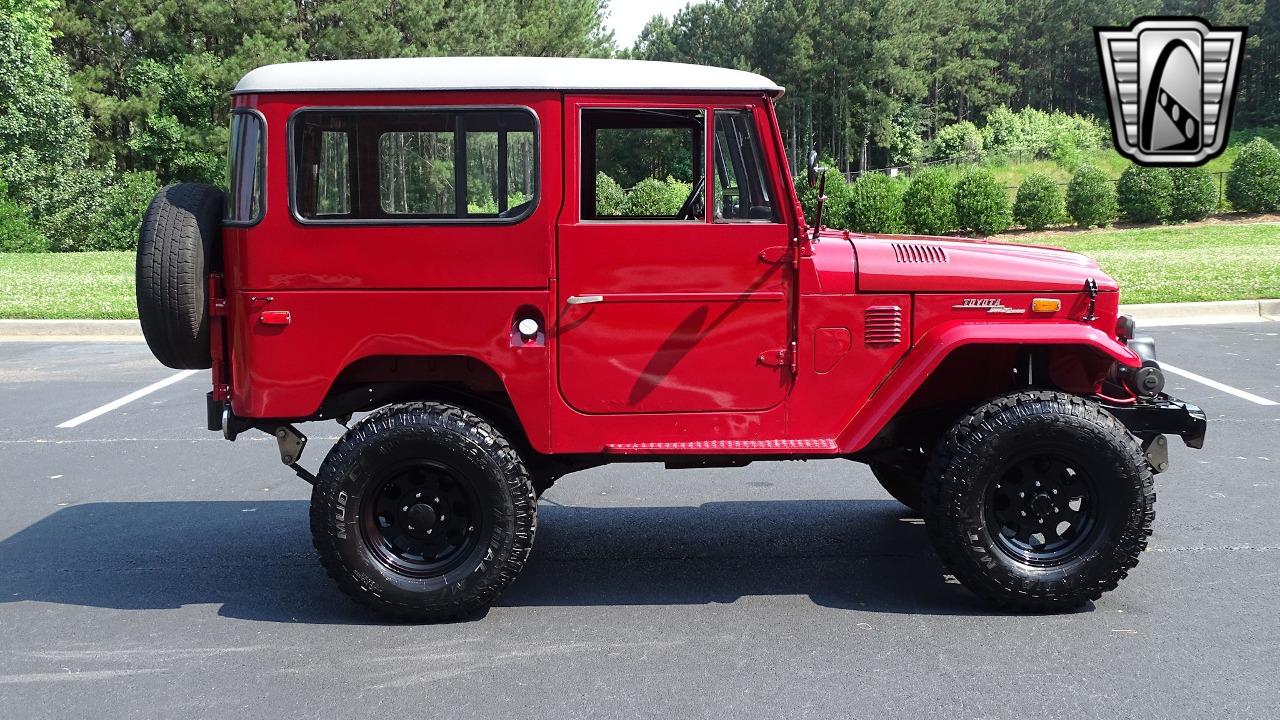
[
  {"x1": 892, "y1": 243, "x2": 949, "y2": 263},
  {"x1": 865, "y1": 305, "x2": 904, "y2": 346}
]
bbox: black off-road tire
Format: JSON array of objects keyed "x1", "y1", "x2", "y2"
[
  {"x1": 921, "y1": 391, "x2": 1154, "y2": 612},
  {"x1": 136, "y1": 183, "x2": 224, "y2": 369},
  {"x1": 310, "y1": 402, "x2": 537, "y2": 621}
]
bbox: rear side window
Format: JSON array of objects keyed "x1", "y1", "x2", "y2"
[
  {"x1": 227, "y1": 111, "x2": 265, "y2": 225},
  {"x1": 291, "y1": 109, "x2": 538, "y2": 223}
]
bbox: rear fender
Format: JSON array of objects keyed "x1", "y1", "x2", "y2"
[{"x1": 837, "y1": 321, "x2": 1140, "y2": 452}]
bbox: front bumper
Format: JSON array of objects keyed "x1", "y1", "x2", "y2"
[
  {"x1": 1103, "y1": 324, "x2": 1207, "y2": 453},
  {"x1": 1102, "y1": 395, "x2": 1207, "y2": 449}
]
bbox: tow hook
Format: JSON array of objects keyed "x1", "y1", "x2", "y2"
[{"x1": 272, "y1": 424, "x2": 317, "y2": 484}]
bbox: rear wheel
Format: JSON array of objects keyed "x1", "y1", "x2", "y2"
[
  {"x1": 922, "y1": 391, "x2": 1154, "y2": 611},
  {"x1": 310, "y1": 402, "x2": 536, "y2": 621}
]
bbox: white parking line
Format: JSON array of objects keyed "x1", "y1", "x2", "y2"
[
  {"x1": 56, "y1": 370, "x2": 200, "y2": 428},
  {"x1": 1161, "y1": 362, "x2": 1278, "y2": 406}
]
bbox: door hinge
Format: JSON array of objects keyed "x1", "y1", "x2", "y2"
[
  {"x1": 758, "y1": 341, "x2": 797, "y2": 372},
  {"x1": 207, "y1": 273, "x2": 228, "y2": 317}
]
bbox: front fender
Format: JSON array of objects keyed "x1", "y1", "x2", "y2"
[{"x1": 837, "y1": 321, "x2": 1140, "y2": 452}]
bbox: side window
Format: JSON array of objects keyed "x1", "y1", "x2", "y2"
[
  {"x1": 292, "y1": 109, "x2": 538, "y2": 222},
  {"x1": 713, "y1": 110, "x2": 776, "y2": 222},
  {"x1": 379, "y1": 128, "x2": 455, "y2": 215},
  {"x1": 227, "y1": 111, "x2": 264, "y2": 225},
  {"x1": 582, "y1": 109, "x2": 704, "y2": 221},
  {"x1": 315, "y1": 130, "x2": 351, "y2": 216}
]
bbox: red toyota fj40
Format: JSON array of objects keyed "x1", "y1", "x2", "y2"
[{"x1": 136, "y1": 57, "x2": 1206, "y2": 620}]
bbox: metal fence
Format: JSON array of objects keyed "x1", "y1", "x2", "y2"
[{"x1": 842, "y1": 152, "x2": 980, "y2": 182}]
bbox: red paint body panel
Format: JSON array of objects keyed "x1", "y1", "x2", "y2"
[
  {"x1": 854, "y1": 235, "x2": 1118, "y2": 293},
  {"x1": 911, "y1": 291, "x2": 1122, "y2": 344},
  {"x1": 218, "y1": 88, "x2": 1135, "y2": 460},
  {"x1": 835, "y1": 320, "x2": 1140, "y2": 452},
  {"x1": 227, "y1": 289, "x2": 553, "y2": 450},
  {"x1": 805, "y1": 235, "x2": 858, "y2": 294},
  {"x1": 226, "y1": 91, "x2": 561, "y2": 292}
]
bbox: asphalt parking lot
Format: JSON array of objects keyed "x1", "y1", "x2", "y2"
[{"x1": 1, "y1": 323, "x2": 1277, "y2": 719}]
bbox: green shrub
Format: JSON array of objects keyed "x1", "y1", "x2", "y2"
[
  {"x1": 980, "y1": 107, "x2": 1109, "y2": 160},
  {"x1": 980, "y1": 106, "x2": 1023, "y2": 156},
  {"x1": 903, "y1": 168, "x2": 956, "y2": 234},
  {"x1": 95, "y1": 171, "x2": 160, "y2": 250},
  {"x1": 843, "y1": 173, "x2": 906, "y2": 233},
  {"x1": 1167, "y1": 166, "x2": 1218, "y2": 222},
  {"x1": 41, "y1": 170, "x2": 160, "y2": 251},
  {"x1": 1225, "y1": 137, "x2": 1280, "y2": 213},
  {"x1": 797, "y1": 166, "x2": 851, "y2": 227},
  {"x1": 595, "y1": 172, "x2": 626, "y2": 215},
  {"x1": 0, "y1": 182, "x2": 47, "y2": 252},
  {"x1": 930, "y1": 121, "x2": 983, "y2": 161},
  {"x1": 1049, "y1": 134, "x2": 1082, "y2": 170},
  {"x1": 952, "y1": 168, "x2": 1011, "y2": 235},
  {"x1": 1066, "y1": 165, "x2": 1118, "y2": 228},
  {"x1": 38, "y1": 167, "x2": 111, "y2": 252},
  {"x1": 622, "y1": 176, "x2": 690, "y2": 216},
  {"x1": 1116, "y1": 165, "x2": 1173, "y2": 224},
  {"x1": 885, "y1": 105, "x2": 927, "y2": 166},
  {"x1": 1013, "y1": 173, "x2": 1065, "y2": 230}
]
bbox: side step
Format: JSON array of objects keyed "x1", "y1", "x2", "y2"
[{"x1": 604, "y1": 438, "x2": 839, "y2": 455}]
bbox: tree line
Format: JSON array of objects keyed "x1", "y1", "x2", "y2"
[
  {"x1": 631, "y1": 0, "x2": 1277, "y2": 172},
  {"x1": 1, "y1": 0, "x2": 1276, "y2": 252}
]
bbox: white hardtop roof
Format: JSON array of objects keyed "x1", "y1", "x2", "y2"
[{"x1": 233, "y1": 56, "x2": 783, "y2": 96}]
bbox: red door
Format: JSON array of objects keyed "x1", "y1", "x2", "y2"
[{"x1": 556, "y1": 98, "x2": 793, "y2": 414}]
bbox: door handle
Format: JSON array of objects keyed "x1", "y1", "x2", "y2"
[{"x1": 566, "y1": 294, "x2": 604, "y2": 305}]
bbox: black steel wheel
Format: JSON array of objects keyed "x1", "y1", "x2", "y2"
[
  {"x1": 922, "y1": 391, "x2": 1154, "y2": 612},
  {"x1": 310, "y1": 402, "x2": 536, "y2": 621},
  {"x1": 361, "y1": 460, "x2": 489, "y2": 578},
  {"x1": 984, "y1": 451, "x2": 1101, "y2": 566}
]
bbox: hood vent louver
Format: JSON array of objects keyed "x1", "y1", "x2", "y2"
[
  {"x1": 864, "y1": 305, "x2": 904, "y2": 346},
  {"x1": 892, "y1": 243, "x2": 949, "y2": 263}
]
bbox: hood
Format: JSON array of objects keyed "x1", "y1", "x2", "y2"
[{"x1": 840, "y1": 232, "x2": 1118, "y2": 294}]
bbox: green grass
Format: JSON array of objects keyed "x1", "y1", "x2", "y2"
[
  {"x1": 0, "y1": 251, "x2": 136, "y2": 319},
  {"x1": 1, "y1": 220, "x2": 1277, "y2": 316},
  {"x1": 1008, "y1": 221, "x2": 1280, "y2": 305}
]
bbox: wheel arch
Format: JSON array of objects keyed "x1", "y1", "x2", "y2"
[
  {"x1": 314, "y1": 353, "x2": 547, "y2": 455},
  {"x1": 841, "y1": 322, "x2": 1140, "y2": 453}
]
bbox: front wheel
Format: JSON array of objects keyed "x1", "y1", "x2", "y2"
[
  {"x1": 310, "y1": 402, "x2": 536, "y2": 621},
  {"x1": 922, "y1": 391, "x2": 1154, "y2": 611}
]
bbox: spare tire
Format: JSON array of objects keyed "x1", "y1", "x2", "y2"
[{"x1": 136, "y1": 183, "x2": 224, "y2": 370}]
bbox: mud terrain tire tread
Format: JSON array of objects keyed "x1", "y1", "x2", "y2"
[
  {"x1": 136, "y1": 183, "x2": 224, "y2": 369},
  {"x1": 921, "y1": 390, "x2": 1154, "y2": 612},
  {"x1": 310, "y1": 402, "x2": 537, "y2": 621}
]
